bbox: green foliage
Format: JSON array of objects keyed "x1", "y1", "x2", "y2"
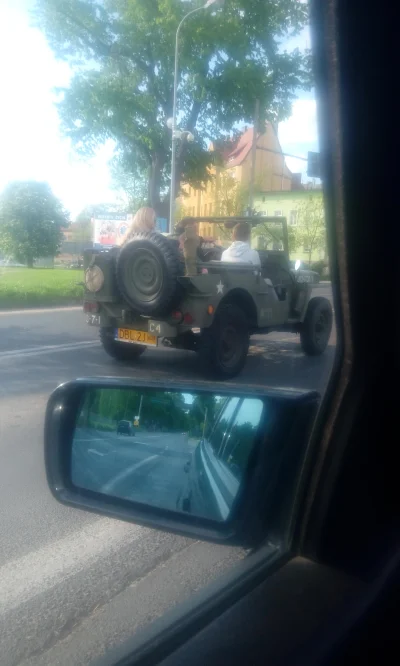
[
  {"x1": 0, "y1": 267, "x2": 83, "y2": 309},
  {"x1": 35, "y1": 0, "x2": 311, "y2": 215},
  {"x1": 0, "y1": 181, "x2": 69, "y2": 267},
  {"x1": 252, "y1": 218, "x2": 297, "y2": 252},
  {"x1": 79, "y1": 388, "x2": 222, "y2": 437},
  {"x1": 292, "y1": 195, "x2": 326, "y2": 264},
  {"x1": 214, "y1": 170, "x2": 248, "y2": 217}
]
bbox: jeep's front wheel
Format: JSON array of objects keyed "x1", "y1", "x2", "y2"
[
  {"x1": 199, "y1": 303, "x2": 249, "y2": 379},
  {"x1": 300, "y1": 296, "x2": 333, "y2": 355},
  {"x1": 100, "y1": 327, "x2": 146, "y2": 361}
]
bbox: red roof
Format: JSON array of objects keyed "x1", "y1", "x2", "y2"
[{"x1": 225, "y1": 127, "x2": 256, "y2": 167}]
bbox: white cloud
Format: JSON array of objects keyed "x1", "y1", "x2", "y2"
[
  {"x1": 278, "y1": 99, "x2": 319, "y2": 175},
  {"x1": 0, "y1": 2, "x2": 116, "y2": 219},
  {"x1": 0, "y1": 2, "x2": 319, "y2": 213}
]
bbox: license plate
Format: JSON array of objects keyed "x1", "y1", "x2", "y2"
[
  {"x1": 115, "y1": 328, "x2": 157, "y2": 346},
  {"x1": 86, "y1": 314, "x2": 100, "y2": 326}
]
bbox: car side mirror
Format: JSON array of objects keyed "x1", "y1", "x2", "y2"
[{"x1": 45, "y1": 379, "x2": 319, "y2": 548}]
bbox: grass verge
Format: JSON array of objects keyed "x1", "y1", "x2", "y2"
[{"x1": 0, "y1": 267, "x2": 84, "y2": 310}]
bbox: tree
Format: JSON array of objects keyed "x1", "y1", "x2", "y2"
[
  {"x1": 0, "y1": 181, "x2": 68, "y2": 267},
  {"x1": 252, "y1": 218, "x2": 297, "y2": 253},
  {"x1": 293, "y1": 195, "x2": 326, "y2": 265},
  {"x1": 35, "y1": 0, "x2": 311, "y2": 219}
]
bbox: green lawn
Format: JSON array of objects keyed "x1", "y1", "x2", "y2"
[{"x1": 0, "y1": 267, "x2": 85, "y2": 309}]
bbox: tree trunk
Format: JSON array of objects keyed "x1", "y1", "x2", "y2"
[
  {"x1": 27, "y1": 256, "x2": 34, "y2": 268},
  {"x1": 148, "y1": 150, "x2": 166, "y2": 218}
]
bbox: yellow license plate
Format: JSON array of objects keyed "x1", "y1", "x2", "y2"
[{"x1": 115, "y1": 328, "x2": 157, "y2": 346}]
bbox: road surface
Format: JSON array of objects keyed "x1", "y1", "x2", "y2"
[
  {"x1": 73, "y1": 429, "x2": 192, "y2": 513},
  {"x1": 0, "y1": 286, "x2": 335, "y2": 665}
]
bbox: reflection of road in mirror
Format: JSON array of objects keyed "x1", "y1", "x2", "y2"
[{"x1": 72, "y1": 388, "x2": 264, "y2": 522}]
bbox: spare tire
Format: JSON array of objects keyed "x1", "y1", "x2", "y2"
[{"x1": 116, "y1": 232, "x2": 183, "y2": 316}]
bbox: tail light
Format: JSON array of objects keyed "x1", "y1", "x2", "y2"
[
  {"x1": 83, "y1": 301, "x2": 99, "y2": 313},
  {"x1": 183, "y1": 312, "x2": 194, "y2": 324}
]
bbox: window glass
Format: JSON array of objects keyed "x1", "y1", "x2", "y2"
[
  {"x1": 209, "y1": 397, "x2": 240, "y2": 457},
  {"x1": 0, "y1": 0, "x2": 335, "y2": 663},
  {"x1": 219, "y1": 399, "x2": 264, "y2": 480}
]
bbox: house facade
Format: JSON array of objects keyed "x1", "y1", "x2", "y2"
[
  {"x1": 253, "y1": 189, "x2": 325, "y2": 263},
  {"x1": 179, "y1": 123, "x2": 295, "y2": 240}
]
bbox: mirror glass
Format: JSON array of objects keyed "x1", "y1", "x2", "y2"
[
  {"x1": 71, "y1": 388, "x2": 264, "y2": 522},
  {"x1": 295, "y1": 259, "x2": 301, "y2": 271}
]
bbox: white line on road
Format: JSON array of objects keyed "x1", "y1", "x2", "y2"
[
  {"x1": 0, "y1": 340, "x2": 98, "y2": 361},
  {"x1": 0, "y1": 306, "x2": 82, "y2": 316},
  {"x1": 0, "y1": 518, "x2": 144, "y2": 614},
  {"x1": 103, "y1": 454, "x2": 159, "y2": 494}
]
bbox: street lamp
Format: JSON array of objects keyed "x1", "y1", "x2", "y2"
[{"x1": 168, "y1": 0, "x2": 224, "y2": 233}]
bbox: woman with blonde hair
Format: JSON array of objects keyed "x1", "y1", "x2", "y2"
[{"x1": 118, "y1": 207, "x2": 157, "y2": 246}]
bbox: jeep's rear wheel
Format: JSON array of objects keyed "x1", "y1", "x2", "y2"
[
  {"x1": 100, "y1": 327, "x2": 146, "y2": 361},
  {"x1": 300, "y1": 296, "x2": 333, "y2": 355},
  {"x1": 115, "y1": 232, "x2": 182, "y2": 316},
  {"x1": 199, "y1": 303, "x2": 249, "y2": 379}
]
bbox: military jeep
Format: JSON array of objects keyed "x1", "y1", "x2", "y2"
[{"x1": 83, "y1": 216, "x2": 332, "y2": 379}]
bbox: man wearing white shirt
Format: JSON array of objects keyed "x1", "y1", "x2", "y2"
[{"x1": 221, "y1": 222, "x2": 261, "y2": 266}]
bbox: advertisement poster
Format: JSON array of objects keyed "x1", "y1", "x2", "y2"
[
  {"x1": 92, "y1": 214, "x2": 169, "y2": 245},
  {"x1": 92, "y1": 214, "x2": 128, "y2": 246}
]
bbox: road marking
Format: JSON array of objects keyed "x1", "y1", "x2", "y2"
[
  {"x1": 0, "y1": 518, "x2": 144, "y2": 614},
  {"x1": 0, "y1": 340, "x2": 98, "y2": 361},
  {"x1": 103, "y1": 454, "x2": 159, "y2": 494},
  {"x1": 0, "y1": 306, "x2": 82, "y2": 316}
]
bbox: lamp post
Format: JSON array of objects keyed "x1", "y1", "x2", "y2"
[{"x1": 168, "y1": 0, "x2": 223, "y2": 233}]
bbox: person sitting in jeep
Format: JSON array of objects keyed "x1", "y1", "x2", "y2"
[
  {"x1": 221, "y1": 222, "x2": 261, "y2": 267},
  {"x1": 118, "y1": 207, "x2": 157, "y2": 246}
]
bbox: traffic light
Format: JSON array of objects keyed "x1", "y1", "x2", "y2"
[{"x1": 307, "y1": 151, "x2": 321, "y2": 178}]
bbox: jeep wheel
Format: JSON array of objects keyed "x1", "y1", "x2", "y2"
[
  {"x1": 100, "y1": 327, "x2": 146, "y2": 361},
  {"x1": 199, "y1": 303, "x2": 249, "y2": 379},
  {"x1": 115, "y1": 232, "x2": 182, "y2": 316},
  {"x1": 300, "y1": 296, "x2": 333, "y2": 355}
]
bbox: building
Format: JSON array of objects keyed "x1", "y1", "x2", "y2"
[
  {"x1": 179, "y1": 123, "x2": 296, "y2": 240},
  {"x1": 253, "y1": 188, "x2": 325, "y2": 263}
]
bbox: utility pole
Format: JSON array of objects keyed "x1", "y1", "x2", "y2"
[
  {"x1": 138, "y1": 395, "x2": 144, "y2": 421},
  {"x1": 202, "y1": 407, "x2": 208, "y2": 441},
  {"x1": 248, "y1": 99, "x2": 260, "y2": 214}
]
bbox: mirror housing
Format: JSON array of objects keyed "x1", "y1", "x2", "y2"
[{"x1": 45, "y1": 379, "x2": 319, "y2": 548}]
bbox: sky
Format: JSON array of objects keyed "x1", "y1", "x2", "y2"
[{"x1": 0, "y1": 1, "x2": 319, "y2": 221}]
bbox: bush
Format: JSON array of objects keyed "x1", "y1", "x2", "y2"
[{"x1": 311, "y1": 260, "x2": 327, "y2": 276}]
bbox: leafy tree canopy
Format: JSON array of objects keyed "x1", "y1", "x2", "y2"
[
  {"x1": 35, "y1": 0, "x2": 311, "y2": 217},
  {"x1": 0, "y1": 181, "x2": 69, "y2": 267}
]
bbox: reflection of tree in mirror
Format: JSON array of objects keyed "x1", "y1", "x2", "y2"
[
  {"x1": 188, "y1": 394, "x2": 221, "y2": 439},
  {"x1": 221, "y1": 422, "x2": 258, "y2": 480},
  {"x1": 77, "y1": 389, "x2": 217, "y2": 434}
]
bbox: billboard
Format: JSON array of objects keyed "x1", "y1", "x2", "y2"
[
  {"x1": 92, "y1": 214, "x2": 129, "y2": 246},
  {"x1": 92, "y1": 213, "x2": 168, "y2": 245}
]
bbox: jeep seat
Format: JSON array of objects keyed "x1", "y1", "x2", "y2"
[{"x1": 258, "y1": 251, "x2": 293, "y2": 288}]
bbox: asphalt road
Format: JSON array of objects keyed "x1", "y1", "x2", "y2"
[
  {"x1": 0, "y1": 285, "x2": 336, "y2": 666},
  {"x1": 73, "y1": 429, "x2": 192, "y2": 513}
]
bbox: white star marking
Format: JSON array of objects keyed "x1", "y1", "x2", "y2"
[{"x1": 216, "y1": 280, "x2": 224, "y2": 294}]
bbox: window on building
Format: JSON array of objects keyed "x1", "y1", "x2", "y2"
[
  {"x1": 274, "y1": 210, "x2": 282, "y2": 216},
  {"x1": 289, "y1": 210, "x2": 298, "y2": 226},
  {"x1": 262, "y1": 196, "x2": 266, "y2": 203},
  {"x1": 261, "y1": 210, "x2": 268, "y2": 217}
]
